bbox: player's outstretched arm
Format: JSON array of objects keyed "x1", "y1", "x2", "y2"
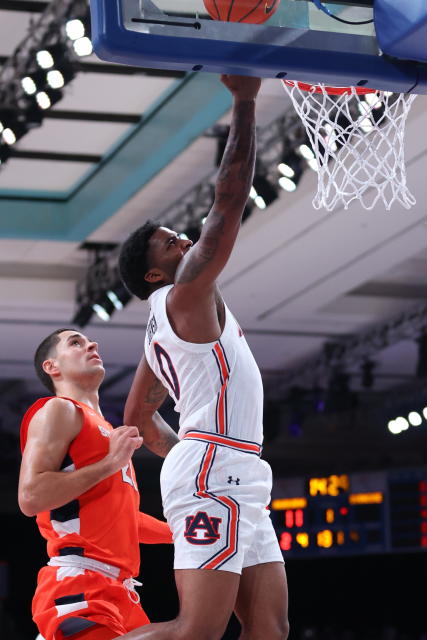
[
  {"x1": 124, "y1": 354, "x2": 179, "y2": 458},
  {"x1": 18, "y1": 398, "x2": 142, "y2": 517},
  {"x1": 173, "y1": 74, "x2": 261, "y2": 293}
]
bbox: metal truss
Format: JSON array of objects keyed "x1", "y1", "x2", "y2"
[
  {"x1": 266, "y1": 301, "x2": 427, "y2": 396},
  {"x1": 0, "y1": 0, "x2": 88, "y2": 107}
]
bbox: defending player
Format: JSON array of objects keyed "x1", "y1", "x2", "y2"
[
  {"x1": 117, "y1": 75, "x2": 289, "y2": 640},
  {"x1": 18, "y1": 328, "x2": 179, "y2": 640}
]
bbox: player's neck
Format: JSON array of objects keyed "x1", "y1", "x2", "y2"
[{"x1": 55, "y1": 382, "x2": 102, "y2": 416}]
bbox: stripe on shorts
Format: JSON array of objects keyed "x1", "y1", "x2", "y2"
[
  {"x1": 212, "y1": 341, "x2": 230, "y2": 435},
  {"x1": 184, "y1": 430, "x2": 261, "y2": 456},
  {"x1": 194, "y1": 443, "x2": 239, "y2": 570}
]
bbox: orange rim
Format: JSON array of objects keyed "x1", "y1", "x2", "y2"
[{"x1": 283, "y1": 80, "x2": 377, "y2": 96}]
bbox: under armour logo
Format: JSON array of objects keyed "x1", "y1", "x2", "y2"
[
  {"x1": 227, "y1": 476, "x2": 240, "y2": 485},
  {"x1": 184, "y1": 511, "x2": 222, "y2": 545}
]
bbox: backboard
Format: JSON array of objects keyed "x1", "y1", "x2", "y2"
[{"x1": 90, "y1": 0, "x2": 427, "y2": 93}]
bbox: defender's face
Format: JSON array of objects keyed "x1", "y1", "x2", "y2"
[
  {"x1": 46, "y1": 330, "x2": 105, "y2": 383},
  {"x1": 146, "y1": 227, "x2": 193, "y2": 282}
]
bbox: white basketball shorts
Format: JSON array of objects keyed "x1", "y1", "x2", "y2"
[{"x1": 160, "y1": 430, "x2": 284, "y2": 574}]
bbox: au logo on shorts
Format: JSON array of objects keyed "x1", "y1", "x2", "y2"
[{"x1": 184, "y1": 511, "x2": 222, "y2": 545}]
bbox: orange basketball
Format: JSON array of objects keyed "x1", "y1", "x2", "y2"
[{"x1": 203, "y1": 0, "x2": 280, "y2": 24}]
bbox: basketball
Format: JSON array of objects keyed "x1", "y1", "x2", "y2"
[{"x1": 203, "y1": 0, "x2": 281, "y2": 24}]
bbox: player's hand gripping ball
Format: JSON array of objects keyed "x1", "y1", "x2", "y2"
[{"x1": 203, "y1": 0, "x2": 281, "y2": 24}]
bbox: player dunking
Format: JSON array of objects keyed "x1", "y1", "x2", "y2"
[
  {"x1": 117, "y1": 75, "x2": 289, "y2": 640},
  {"x1": 18, "y1": 329, "x2": 178, "y2": 640}
]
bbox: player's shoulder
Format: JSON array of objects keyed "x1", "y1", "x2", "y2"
[
  {"x1": 30, "y1": 397, "x2": 82, "y2": 433},
  {"x1": 43, "y1": 396, "x2": 79, "y2": 415}
]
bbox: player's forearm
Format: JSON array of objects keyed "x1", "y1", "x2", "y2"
[
  {"x1": 212, "y1": 96, "x2": 256, "y2": 220},
  {"x1": 176, "y1": 98, "x2": 257, "y2": 286},
  {"x1": 139, "y1": 412, "x2": 179, "y2": 458},
  {"x1": 18, "y1": 457, "x2": 115, "y2": 517}
]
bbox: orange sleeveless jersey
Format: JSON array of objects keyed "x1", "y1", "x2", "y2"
[{"x1": 20, "y1": 397, "x2": 143, "y2": 580}]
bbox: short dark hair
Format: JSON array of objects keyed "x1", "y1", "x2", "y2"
[
  {"x1": 118, "y1": 220, "x2": 161, "y2": 301},
  {"x1": 34, "y1": 328, "x2": 73, "y2": 394}
]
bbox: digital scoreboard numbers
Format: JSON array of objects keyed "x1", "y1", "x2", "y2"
[{"x1": 271, "y1": 470, "x2": 391, "y2": 557}]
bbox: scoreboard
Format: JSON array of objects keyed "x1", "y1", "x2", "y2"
[{"x1": 270, "y1": 467, "x2": 427, "y2": 557}]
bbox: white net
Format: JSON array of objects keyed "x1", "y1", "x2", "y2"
[{"x1": 282, "y1": 80, "x2": 417, "y2": 211}]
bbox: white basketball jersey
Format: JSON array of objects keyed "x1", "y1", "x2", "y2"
[{"x1": 145, "y1": 285, "x2": 264, "y2": 444}]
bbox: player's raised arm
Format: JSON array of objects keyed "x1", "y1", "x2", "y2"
[
  {"x1": 174, "y1": 75, "x2": 261, "y2": 293},
  {"x1": 124, "y1": 354, "x2": 179, "y2": 458}
]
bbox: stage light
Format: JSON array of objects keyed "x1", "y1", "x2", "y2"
[
  {"x1": 278, "y1": 163, "x2": 295, "y2": 179},
  {"x1": 2, "y1": 128, "x2": 16, "y2": 145},
  {"x1": 394, "y1": 416, "x2": 409, "y2": 432},
  {"x1": 298, "y1": 142, "x2": 319, "y2": 171},
  {"x1": 47, "y1": 63, "x2": 75, "y2": 89},
  {"x1": 92, "y1": 304, "x2": 110, "y2": 322},
  {"x1": 106, "y1": 290, "x2": 123, "y2": 311},
  {"x1": 1, "y1": 120, "x2": 27, "y2": 145},
  {"x1": 112, "y1": 282, "x2": 132, "y2": 308},
  {"x1": 36, "y1": 44, "x2": 68, "y2": 69},
  {"x1": 66, "y1": 18, "x2": 86, "y2": 41},
  {"x1": 36, "y1": 88, "x2": 62, "y2": 110},
  {"x1": 73, "y1": 36, "x2": 93, "y2": 57},
  {"x1": 388, "y1": 420, "x2": 400, "y2": 435},
  {"x1": 252, "y1": 174, "x2": 278, "y2": 209},
  {"x1": 298, "y1": 143, "x2": 315, "y2": 161},
  {"x1": 21, "y1": 69, "x2": 47, "y2": 96},
  {"x1": 36, "y1": 92, "x2": 51, "y2": 110},
  {"x1": 278, "y1": 152, "x2": 303, "y2": 192},
  {"x1": 36, "y1": 49, "x2": 54, "y2": 69},
  {"x1": 106, "y1": 282, "x2": 132, "y2": 311},
  {"x1": 92, "y1": 294, "x2": 115, "y2": 322},
  {"x1": 363, "y1": 92, "x2": 383, "y2": 110},
  {"x1": 408, "y1": 411, "x2": 422, "y2": 426},
  {"x1": 249, "y1": 186, "x2": 265, "y2": 209},
  {"x1": 21, "y1": 76, "x2": 37, "y2": 95},
  {"x1": 279, "y1": 176, "x2": 297, "y2": 193},
  {"x1": 254, "y1": 196, "x2": 266, "y2": 209},
  {"x1": 47, "y1": 70, "x2": 65, "y2": 89}
]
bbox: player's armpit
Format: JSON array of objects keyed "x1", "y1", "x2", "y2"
[{"x1": 138, "y1": 512, "x2": 173, "y2": 544}]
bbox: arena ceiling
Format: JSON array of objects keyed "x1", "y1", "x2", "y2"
[{"x1": 1, "y1": 0, "x2": 427, "y2": 429}]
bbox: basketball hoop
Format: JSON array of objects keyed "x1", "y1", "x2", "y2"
[{"x1": 282, "y1": 80, "x2": 417, "y2": 211}]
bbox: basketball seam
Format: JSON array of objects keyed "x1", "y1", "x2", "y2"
[
  {"x1": 227, "y1": 0, "x2": 236, "y2": 22},
  {"x1": 237, "y1": 0, "x2": 267, "y2": 23},
  {"x1": 212, "y1": 0, "x2": 221, "y2": 21}
]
